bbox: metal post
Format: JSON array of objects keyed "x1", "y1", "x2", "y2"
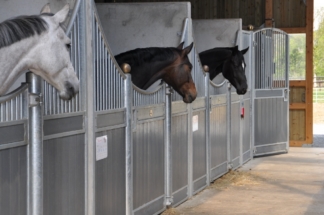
[
  {"x1": 205, "y1": 74, "x2": 210, "y2": 185},
  {"x1": 227, "y1": 82, "x2": 232, "y2": 169},
  {"x1": 165, "y1": 85, "x2": 173, "y2": 206},
  {"x1": 125, "y1": 74, "x2": 133, "y2": 215},
  {"x1": 27, "y1": 72, "x2": 43, "y2": 215},
  {"x1": 187, "y1": 102, "x2": 193, "y2": 197}
]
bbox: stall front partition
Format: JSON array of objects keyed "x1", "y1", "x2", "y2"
[
  {"x1": 250, "y1": 28, "x2": 289, "y2": 156},
  {"x1": 0, "y1": 1, "x2": 86, "y2": 215},
  {"x1": 96, "y1": 2, "x2": 191, "y2": 214}
]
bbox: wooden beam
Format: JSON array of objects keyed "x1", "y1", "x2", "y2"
[
  {"x1": 265, "y1": 0, "x2": 273, "y2": 27},
  {"x1": 305, "y1": 0, "x2": 314, "y2": 144},
  {"x1": 290, "y1": 103, "x2": 306, "y2": 110},
  {"x1": 280, "y1": 27, "x2": 307, "y2": 34},
  {"x1": 290, "y1": 140, "x2": 310, "y2": 147},
  {"x1": 290, "y1": 80, "x2": 306, "y2": 87}
]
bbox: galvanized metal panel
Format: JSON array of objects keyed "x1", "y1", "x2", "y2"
[
  {"x1": 210, "y1": 103, "x2": 227, "y2": 170},
  {"x1": 231, "y1": 101, "x2": 240, "y2": 165},
  {"x1": 193, "y1": 176, "x2": 207, "y2": 194},
  {"x1": 171, "y1": 114, "x2": 188, "y2": 192},
  {"x1": 43, "y1": 2, "x2": 85, "y2": 115},
  {"x1": 242, "y1": 98, "x2": 251, "y2": 162},
  {"x1": 172, "y1": 102, "x2": 187, "y2": 115},
  {"x1": 43, "y1": 115, "x2": 84, "y2": 136},
  {"x1": 133, "y1": 196, "x2": 165, "y2": 215},
  {"x1": 136, "y1": 105, "x2": 165, "y2": 121},
  {"x1": 254, "y1": 98, "x2": 288, "y2": 147},
  {"x1": 192, "y1": 110, "x2": 206, "y2": 181},
  {"x1": 0, "y1": 146, "x2": 27, "y2": 215},
  {"x1": 96, "y1": 109, "x2": 125, "y2": 128},
  {"x1": 43, "y1": 134, "x2": 85, "y2": 215},
  {"x1": 133, "y1": 119, "x2": 165, "y2": 210},
  {"x1": 0, "y1": 122, "x2": 25, "y2": 145},
  {"x1": 96, "y1": 2, "x2": 190, "y2": 55},
  {"x1": 255, "y1": 89, "x2": 284, "y2": 98},
  {"x1": 172, "y1": 186, "x2": 188, "y2": 207},
  {"x1": 95, "y1": 128, "x2": 126, "y2": 215},
  {"x1": 93, "y1": 12, "x2": 125, "y2": 111}
]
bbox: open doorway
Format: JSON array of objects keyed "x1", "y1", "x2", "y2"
[{"x1": 313, "y1": 0, "x2": 324, "y2": 147}]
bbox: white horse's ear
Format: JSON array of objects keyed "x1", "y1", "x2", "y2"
[
  {"x1": 40, "y1": 3, "x2": 51, "y2": 14},
  {"x1": 53, "y1": 4, "x2": 70, "y2": 24}
]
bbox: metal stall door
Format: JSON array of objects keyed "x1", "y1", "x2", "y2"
[
  {"x1": 252, "y1": 29, "x2": 289, "y2": 156},
  {"x1": 0, "y1": 84, "x2": 28, "y2": 215},
  {"x1": 132, "y1": 86, "x2": 166, "y2": 215},
  {"x1": 183, "y1": 18, "x2": 208, "y2": 197},
  {"x1": 92, "y1": 7, "x2": 128, "y2": 215},
  {"x1": 40, "y1": 2, "x2": 87, "y2": 215},
  {"x1": 241, "y1": 31, "x2": 253, "y2": 164}
]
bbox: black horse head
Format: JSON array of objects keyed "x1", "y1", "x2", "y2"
[
  {"x1": 115, "y1": 42, "x2": 197, "y2": 103},
  {"x1": 199, "y1": 46, "x2": 249, "y2": 95}
]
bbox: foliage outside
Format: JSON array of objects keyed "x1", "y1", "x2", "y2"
[
  {"x1": 289, "y1": 34, "x2": 306, "y2": 80},
  {"x1": 314, "y1": 8, "x2": 324, "y2": 78}
]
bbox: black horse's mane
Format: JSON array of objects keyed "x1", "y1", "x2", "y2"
[
  {"x1": 115, "y1": 47, "x2": 178, "y2": 67},
  {"x1": 0, "y1": 14, "x2": 53, "y2": 49}
]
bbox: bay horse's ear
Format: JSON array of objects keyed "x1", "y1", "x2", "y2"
[
  {"x1": 53, "y1": 4, "x2": 70, "y2": 24},
  {"x1": 40, "y1": 3, "x2": 51, "y2": 14},
  {"x1": 241, "y1": 47, "x2": 249, "y2": 55},
  {"x1": 182, "y1": 42, "x2": 194, "y2": 55},
  {"x1": 177, "y1": 42, "x2": 185, "y2": 50}
]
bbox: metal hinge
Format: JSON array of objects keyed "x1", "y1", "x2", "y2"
[
  {"x1": 29, "y1": 93, "x2": 42, "y2": 107},
  {"x1": 166, "y1": 86, "x2": 174, "y2": 95}
]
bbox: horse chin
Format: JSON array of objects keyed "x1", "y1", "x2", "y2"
[
  {"x1": 59, "y1": 91, "x2": 73, "y2": 100},
  {"x1": 236, "y1": 88, "x2": 247, "y2": 95}
]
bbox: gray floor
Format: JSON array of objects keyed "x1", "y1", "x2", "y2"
[
  {"x1": 313, "y1": 124, "x2": 324, "y2": 147},
  {"x1": 173, "y1": 148, "x2": 324, "y2": 215}
]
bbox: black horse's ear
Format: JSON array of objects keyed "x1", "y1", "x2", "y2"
[
  {"x1": 231, "y1": 45, "x2": 239, "y2": 55},
  {"x1": 177, "y1": 42, "x2": 185, "y2": 50},
  {"x1": 241, "y1": 47, "x2": 249, "y2": 55},
  {"x1": 182, "y1": 42, "x2": 194, "y2": 55}
]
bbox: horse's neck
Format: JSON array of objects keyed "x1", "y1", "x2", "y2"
[
  {"x1": 210, "y1": 62, "x2": 224, "y2": 80},
  {"x1": 0, "y1": 37, "x2": 36, "y2": 95},
  {"x1": 131, "y1": 60, "x2": 172, "y2": 89}
]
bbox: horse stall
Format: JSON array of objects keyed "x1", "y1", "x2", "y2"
[
  {"x1": 0, "y1": 1, "x2": 86, "y2": 215},
  {"x1": 192, "y1": 19, "x2": 252, "y2": 174},
  {"x1": 95, "y1": 2, "x2": 193, "y2": 214},
  {"x1": 243, "y1": 29, "x2": 289, "y2": 157}
]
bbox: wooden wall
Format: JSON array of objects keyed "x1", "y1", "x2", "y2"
[{"x1": 97, "y1": 0, "x2": 306, "y2": 28}]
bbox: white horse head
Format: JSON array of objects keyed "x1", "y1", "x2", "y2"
[{"x1": 0, "y1": 4, "x2": 79, "y2": 100}]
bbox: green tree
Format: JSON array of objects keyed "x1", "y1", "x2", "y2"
[
  {"x1": 289, "y1": 34, "x2": 306, "y2": 79},
  {"x1": 314, "y1": 7, "x2": 324, "y2": 77}
]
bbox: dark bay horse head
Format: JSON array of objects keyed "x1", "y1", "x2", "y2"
[
  {"x1": 199, "y1": 46, "x2": 249, "y2": 95},
  {"x1": 115, "y1": 42, "x2": 197, "y2": 103}
]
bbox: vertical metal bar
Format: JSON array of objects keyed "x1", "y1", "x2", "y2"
[
  {"x1": 205, "y1": 73, "x2": 210, "y2": 185},
  {"x1": 165, "y1": 84, "x2": 173, "y2": 206},
  {"x1": 227, "y1": 82, "x2": 232, "y2": 168},
  {"x1": 187, "y1": 102, "x2": 193, "y2": 197},
  {"x1": 27, "y1": 72, "x2": 43, "y2": 215},
  {"x1": 125, "y1": 74, "x2": 133, "y2": 215}
]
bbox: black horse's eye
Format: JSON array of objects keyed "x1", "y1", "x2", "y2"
[{"x1": 66, "y1": 43, "x2": 71, "y2": 49}]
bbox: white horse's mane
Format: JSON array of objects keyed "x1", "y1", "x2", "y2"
[{"x1": 0, "y1": 14, "x2": 52, "y2": 49}]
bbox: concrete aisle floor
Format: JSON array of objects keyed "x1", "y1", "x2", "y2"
[{"x1": 170, "y1": 148, "x2": 324, "y2": 215}]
